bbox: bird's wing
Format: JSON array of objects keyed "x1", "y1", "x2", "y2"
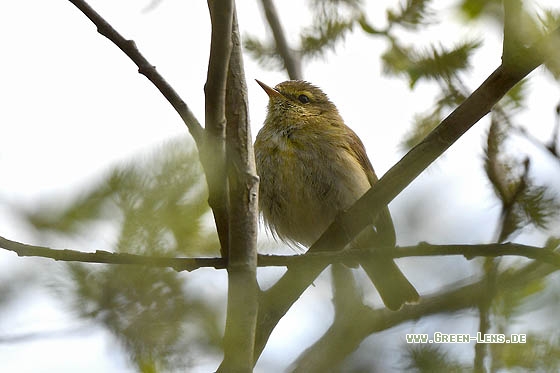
[{"x1": 345, "y1": 128, "x2": 396, "y2": 247}]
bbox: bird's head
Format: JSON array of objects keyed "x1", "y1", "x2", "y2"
[{"x1": 256, "y1": 80, "x2": 341, "y2": 125}]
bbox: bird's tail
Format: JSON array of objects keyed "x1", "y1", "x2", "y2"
[
  {"x1": 361, "y1": 257, "x2": 419, "y2": 311},
  {"x1": 351, "y1": 205, "x2": 418, "y2": 310}
]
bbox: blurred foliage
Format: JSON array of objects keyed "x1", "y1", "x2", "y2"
[
  {"x1": 484, "y1": 115, "x2": 559, "y2": 242},
  {"x1": 381, "y1": 40, "x2": 481, "y2": 88},
  {"x1": 459, "y1": 0, "x2": 503, "y2": 21},
  {"x1": 0, "y1": 270, "x2": 39, "y2": 320},
  {"x1": 26, "y1": 138, "x2": 217, "y2": 256},
  {"x1": 491, "y1": 334, "x2": 560, "y2": 372},
  {"x1": 386, "y1": 0, "x2": 434, "y2": 29},
  {"x1": 299, "y1": 0, "x2": 362, "y2": 59},
  {"x1": 24, "y1": 138, "x2": 222, "y2": 371},
  {"x1": 246, "y1": 0, "x2": 362, "y2": 68},
  {"x1": 404, "y1": 344, "x2": 469, "y2": 372}
]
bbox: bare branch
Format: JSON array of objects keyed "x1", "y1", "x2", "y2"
[
  {"x1": 202, "y1": 0, "x2": 234, "y2": 257},
  {"x1": 3, "y1": 235, "x2": 560, "y2": 270},
  {"x1": 0, "y1": 235, "x2": 225, "y2": 270},
  {"x1": 218, "y1": 6, "x2": 260, "y2": 372},
  {"x1": 225, "y1": 9, "x2": 259, "y2": 274},
  {"x1": 259, "y1": 0, "x2": 303, "y2": 80},
  {"x1": 254, "y1": 25, "x2": 560, "y2": 362},
  {"x1": 67, "y1": 0, "x2": 204, "y2": 144}
]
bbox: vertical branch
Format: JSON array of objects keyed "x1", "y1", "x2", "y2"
[
  {"x1": 474, "y1": 258, "x2": 497, "y2": 373},
  {"x1": 475, "y1": 158, "x2": 529, "y2": 371},
  {"x1": 259, "y1": 0, "x2": 303, "y2": 80},
  {"x1": 203, "y1": 0, "x2": 234, "y2": 257},
  {"x1": 218, "y1": 6, "x2": 260, "y2": 372}
]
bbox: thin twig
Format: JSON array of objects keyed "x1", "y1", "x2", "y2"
[
  {"x1": 67, "y1": 0, "x2": 204, "y2": 144},
  {"x1": 0, "y1": 235, "x2": 225, "y2": 270},
  {"x1": 3, "y1": 235, "x2": 560, "y2": 270}
]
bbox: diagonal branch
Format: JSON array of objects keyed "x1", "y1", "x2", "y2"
[
  {"x1": 68, "y1": 0, "x2": 204, "y2": 144},
  {"x1": 253, "y1": 25, "x2": 560, "y2": 363},
  {"x1": 258, "y1": 0, "x2": 302, "y2": 80}
]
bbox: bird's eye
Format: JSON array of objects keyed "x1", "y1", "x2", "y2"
[{"x1": 298, "y1": 94, "x2": 310, "y2": 104}]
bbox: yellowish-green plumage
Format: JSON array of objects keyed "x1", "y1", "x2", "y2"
[{"x1": 255, "y1": 80, "x2": 419, "y2": 310}]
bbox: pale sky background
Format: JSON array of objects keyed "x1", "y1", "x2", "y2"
[{"x1": 1, "y1": 0, "x2": 560, "y2": 372}]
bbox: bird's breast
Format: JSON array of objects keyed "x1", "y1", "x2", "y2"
[{"x1": 256, "y1": 127, "x2": 371, "y2": 246}]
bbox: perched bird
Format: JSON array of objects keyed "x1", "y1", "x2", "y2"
[{"x1": 254, "y1": 79, "x2": 419, "y2": 310}]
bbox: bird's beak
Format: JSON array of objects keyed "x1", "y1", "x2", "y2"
[{"x1": 255, "y1": 79, "x2": 283, "y2": 99}]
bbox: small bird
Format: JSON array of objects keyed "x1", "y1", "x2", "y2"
[{"x1": 254, "y1": 79, "x2": 418, "y2": 310}]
